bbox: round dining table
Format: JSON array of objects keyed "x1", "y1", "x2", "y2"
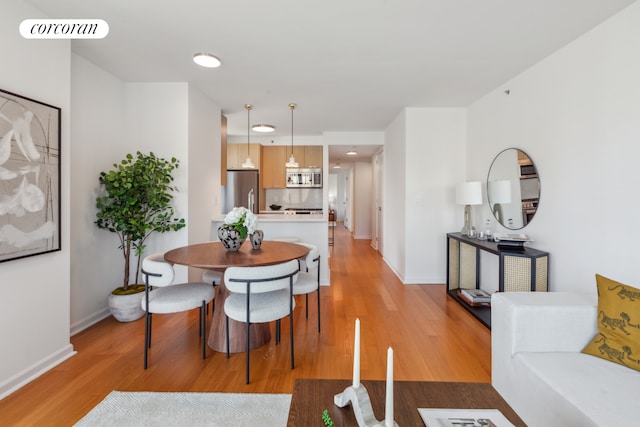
[{"x1": 164, "y1": 240, "x2": 309, "y2": 353}]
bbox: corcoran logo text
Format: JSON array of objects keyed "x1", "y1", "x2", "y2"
[{"x1": 20, "y1": 19, "x2": 109, "y2": 39}]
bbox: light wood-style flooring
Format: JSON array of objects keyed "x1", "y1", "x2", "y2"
[{"x1": 0, "y1": 223, "x2": 490, "y2": 425}]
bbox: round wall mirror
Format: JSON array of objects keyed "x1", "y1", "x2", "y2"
[{"x1": 487, "y1": 148, "x2": 540, "y2": 230}]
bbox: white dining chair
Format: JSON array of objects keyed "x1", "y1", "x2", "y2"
[
  {"x1": 293, "y1": 243, "x2": 321, "y2": 332},
  {"x1": 141, "y1": 253, "x2": 215, "y2": 369},
  {"x1": 223, "y1": 259, "x2": 299, "y2": 384}
]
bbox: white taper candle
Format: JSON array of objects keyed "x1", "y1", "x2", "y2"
[
  {"x1": 385, "y1": 346, "x2": 394, "y2": 426},
  {"x1": 353, "y1": 318, "x2": 360, "y2": 388}
]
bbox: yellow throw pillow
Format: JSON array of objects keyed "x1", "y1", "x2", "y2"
[{"x1": 582, "y1": 274, "x2": 640, "y2": 371}]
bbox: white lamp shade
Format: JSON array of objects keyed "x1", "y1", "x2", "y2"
[
  {"x1": 488, "y1": 180, "x2": 512, "y2": 204},
  {"x1": 456, "y1": 181, "x2": 482, "y2": 205}
]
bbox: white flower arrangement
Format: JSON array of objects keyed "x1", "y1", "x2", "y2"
[{"x1": 223, "y1": 207, "x2": 258, "y2": 239}]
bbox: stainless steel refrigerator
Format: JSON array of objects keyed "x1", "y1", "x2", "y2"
[{"x1": 224, "y1": 169, "x2": 259, "y2": 214}]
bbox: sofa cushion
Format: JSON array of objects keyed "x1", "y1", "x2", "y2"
[
  {"x1": 514, "y1": 351, "x2": 640, "y2": 426},
  {"x1": 581, "y1": 274, "x2": 640, "y2": 371}
]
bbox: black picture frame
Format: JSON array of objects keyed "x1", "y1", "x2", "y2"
[{"x1": 0, "y1": 88, "x2": 61, "y2": 262}]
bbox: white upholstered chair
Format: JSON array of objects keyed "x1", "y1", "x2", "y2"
[
  {"x1": 202, "y1": 269, "x2": 223, "y2": 286},
  {"x1": 141, "y1": 253, "x2": 215, "y2": 369},
  {"x1": 293, "y1": 243, "x2": 321, "y2": 332},
  {"x1": 223, "y1": 259, "x2": 299, "y2": 384}
]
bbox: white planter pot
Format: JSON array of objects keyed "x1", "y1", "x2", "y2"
[{"x1": 108, "y1": 291, "x2": 145, "y2": 322}]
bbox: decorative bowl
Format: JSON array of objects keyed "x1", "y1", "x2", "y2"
[{"x1": 270, "y1": 204, "x2": 282, "y2": 210}]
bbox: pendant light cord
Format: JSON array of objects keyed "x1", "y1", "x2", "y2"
[
  {"x1": 245, "y1": 104, "x2": 252, "y2": 156},
  {"x1": 289, "y1": 103, "x2": 296, "y2": 156}
]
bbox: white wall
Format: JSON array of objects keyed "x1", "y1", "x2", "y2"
[
  {"x1": 467, "y1": 1, "x2": 640, "y2": 292},
  {"x1": 382, "y1": 108, "x2": 467, "y2": 283},
  {"x1": 382, "y1": 111, "x2": 407, "y2": 279},
  {"x1": 70, "y1": 77, "x2": 221, "y2": 330},
  {"x1": 403, "y1": 108, "x2": 467, "y2": 284},
  {"x1": 70, "y1": 54, "x2": 126, "y2": 334},
  {"x1": 186, "y1": 86, "x2": 222, "y2": 281},
  {"x1": 0, "y1": 0, "x2": 73, "y2": 398}
]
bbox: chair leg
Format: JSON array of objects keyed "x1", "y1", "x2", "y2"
[
  {"x1": 148, "y1": 313, "x2": 153, "y2": 348},
  {"x1": 317, "y1": 286, "x2": 321, "y2": 333},
  {"x1": 290, "y1": 309, "x2": 295, "y2": 370},
  {"x1": 245, "y1": 318, "x2": 250, "y2": 384},
  {"x1": 225, "y1": 315, "x2": 230, "y2": 359},
  {"x1": 144, "y1": 310, "x2": 150, "y2": 369},
  {"x1": 245, "y1": 287, "x2": 251, "y2": 384},
  {"x1": 305, "y1": 294, "x2": 309, "y2": 318},
  {"x1": 201, "y1": 300, "x2": 207, "y2": 360},
  {"x1": 198, "y1": 306, "x2": 203, "y2": 337},
  {"x1": 276, "y1": 319, "x2": 280, "y2": 345},
  {"x1": 290, "y1": 276, "x2": 295, "y2": 370}
]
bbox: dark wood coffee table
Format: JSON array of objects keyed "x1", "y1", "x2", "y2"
[{"x1": 287, "y1": 379, "x2": 526, "y2": 426}]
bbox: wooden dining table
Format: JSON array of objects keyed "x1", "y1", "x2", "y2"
[{"x1": 164, "y1": 240, "x2": 309, "y2": 353}]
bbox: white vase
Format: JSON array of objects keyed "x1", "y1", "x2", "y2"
[{"x1": 108, "y1": 292, "x2": 145, "y2": 322}]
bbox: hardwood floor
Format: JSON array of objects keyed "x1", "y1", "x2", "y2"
[{"x1": 0, "y1": 223, "x2": 490, "y2": 425}]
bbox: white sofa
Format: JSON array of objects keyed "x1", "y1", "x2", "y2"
[{"x1": 491, "y1": 292, "x2": 640, "y2": 427}]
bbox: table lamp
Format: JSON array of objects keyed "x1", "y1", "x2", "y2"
[
  {"x1": 488, "y1": 180, "x2": 512, "y2": 225},
  {"x1": 456, "y1": 181, "x2": 482, "y2": 236}
]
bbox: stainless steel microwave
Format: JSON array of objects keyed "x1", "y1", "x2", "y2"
[{"x1": 286, "y1": 168, "x2": 322, "y2": 188}]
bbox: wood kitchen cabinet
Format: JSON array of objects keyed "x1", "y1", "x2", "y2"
[
  {"x1": 261, "y1": 145, "x2": 324, "y2": 188},
  {"x1": 304, "y1": 146, "x2": 323, "y2": 168},
  {"x1": 261, "y1": 145, "x2": 287, "y2": 188},
  {"x1": 227, "y1": 143, "x2": 261, "y2": 169}
]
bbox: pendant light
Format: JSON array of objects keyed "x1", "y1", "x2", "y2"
[
  {"x1": 285, "y1": 103, "x2": 299, "y2": 168},
  {"x1": 241, "y1": 104, "x2": 256, "y2": 168}
]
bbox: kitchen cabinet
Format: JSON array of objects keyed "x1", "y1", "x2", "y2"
[
  {"x1": 227, "y1": 143, "x2": 261, "y2": 169},
  {"x1": 262, "y1": 145, "x2": 287, "y2": 188},
  {"x1": 261, "y1": 145, "x2": 324, "y2": 188},
  {"x1": 304, "y1": 146, "x2": 323, "y2": 168}
]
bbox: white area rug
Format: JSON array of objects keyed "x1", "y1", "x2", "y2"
[{"x1": 74, "y1": 391, "x2": 292, "y2": 426}]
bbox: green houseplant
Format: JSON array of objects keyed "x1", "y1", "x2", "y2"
[{"x1": 95, "y1": 151, "x2": 185, "y2": 321}]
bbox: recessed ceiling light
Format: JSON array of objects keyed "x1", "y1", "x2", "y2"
[
  {"x1": 252, "y1": 124, "x2": 275, "y2": 133},
  {"x1": 346, "y1": 150, "x2": 357, "y2": 156},
  {"x1": 193, "y1": 53, "x2": 222, "y2": 68}
]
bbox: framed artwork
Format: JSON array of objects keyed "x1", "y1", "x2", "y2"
[{"x1": 0, "y1": 88, "x2": 61, "y2": 262}]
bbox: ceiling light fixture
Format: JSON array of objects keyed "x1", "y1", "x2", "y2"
[
  {"x1": 285, "y1": 103, "x2": 299, "y2": 168},
  {"x1": 241, "y1": 104, "x2": 256, "y2": 168},
  {"x1": 333, "y1": 162, "x2": 341, "y2": 169},
  {"x1": 346, "y1": 150, "x2": 357, "y2": 156},
  {"x1": 193, "y1": 53, "x2": 222, "y2": 68},
  {"x1": 252, "y1": 124, "x2": 275, "y2": 133}
]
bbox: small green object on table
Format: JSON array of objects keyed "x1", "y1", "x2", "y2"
[{"x1": 322, "y1": 409, "x2": 335, "y2": 426}]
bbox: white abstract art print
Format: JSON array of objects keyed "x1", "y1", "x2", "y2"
[{"x1": 0, "y1": 89, "x2": 60, "y2": 262}]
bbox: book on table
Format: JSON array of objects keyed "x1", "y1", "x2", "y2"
[
  {"x1": 418, "y1": 408, "x2": 515, "y2": 427},
  {"x1": 459, "y1": 288, "x2": 491, "y2": 303}
]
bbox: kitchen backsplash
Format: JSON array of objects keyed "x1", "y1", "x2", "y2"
[{"x1": 265, "y1": 188, "x2": 323, "y2": 209}]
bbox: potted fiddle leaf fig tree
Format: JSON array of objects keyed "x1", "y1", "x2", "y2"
[{"x1": 95, "y1": 151, "x2": 186, "y2": 322}]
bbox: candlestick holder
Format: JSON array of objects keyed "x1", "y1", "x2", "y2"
[{"x1": 334, "y1": 384, "x2": 398, "y2": 427}]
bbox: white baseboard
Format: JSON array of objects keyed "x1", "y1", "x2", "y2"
[
  {"x1": 381, "y1": 257, "x2": 445, "y2": 284},
  {"x1": 0, "y1": 344, "x2": 76, "y2": 400},
  {"x1": 70, "y1": 308, "x2": 111, "y2": 336},
  {"x1": 402, "y1": 276, "x2": 446, "y2": 285}
]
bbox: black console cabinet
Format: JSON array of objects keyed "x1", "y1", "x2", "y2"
[{"x1": 446, "y1": 232, "x2": 549, "y2": 328}]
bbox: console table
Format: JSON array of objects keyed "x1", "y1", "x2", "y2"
[{"x1": 447, "y1": 232, "x2": 549, "y2": 328}]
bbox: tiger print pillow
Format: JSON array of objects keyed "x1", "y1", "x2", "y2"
[{"x1": 582, "y1": 274, "x2": 640, "y2": 371}]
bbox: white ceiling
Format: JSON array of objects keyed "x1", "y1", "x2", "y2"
[{"x1": 27, "y1": 0, "x2": 635, "y2": 164}]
